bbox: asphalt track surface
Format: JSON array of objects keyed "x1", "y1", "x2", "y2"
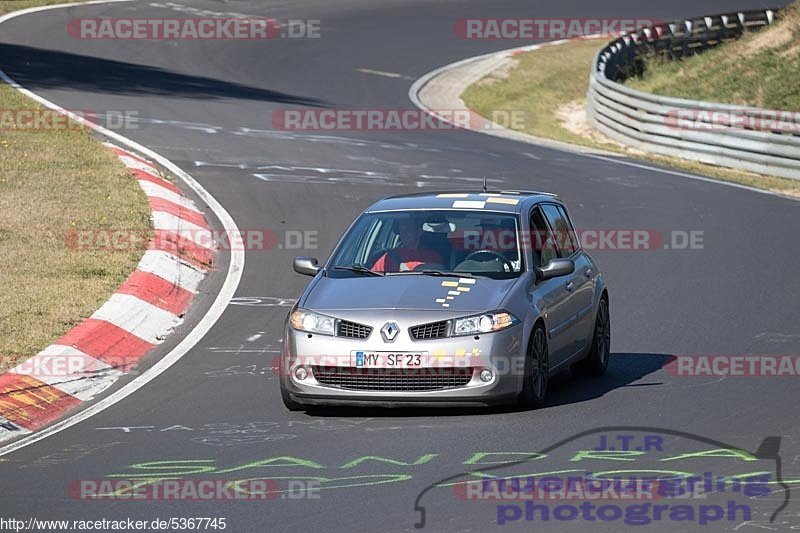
[{"x1": 1, "y1": 1, "x2": 799, "y2": 531}]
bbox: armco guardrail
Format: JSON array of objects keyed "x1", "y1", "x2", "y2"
[{"x1": 586, "y1": 8, "x2": 800, "y2": 180}]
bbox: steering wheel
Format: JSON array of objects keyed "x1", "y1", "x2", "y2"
[{"x1": 462, "y1": 249, "x2": 514, "y2": 272}]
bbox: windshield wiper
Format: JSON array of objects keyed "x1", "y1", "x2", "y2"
[
  {"x1": 333, "y1": 265, "x2": 384, "y2": 276},
  {"x1": 387, "y1": 270, "x2": 480, "y2": 279},
  {"x1": 421, "y1": 270, "x2": 480, "y2": 279}
]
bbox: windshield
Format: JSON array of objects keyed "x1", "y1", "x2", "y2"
[{"x1": 328, "y1": 210, "x2": 523, "y2": 279}]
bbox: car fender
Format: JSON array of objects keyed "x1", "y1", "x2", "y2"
[{"x1": 499, "y1": 272, "x2": 546, "y2": 390}]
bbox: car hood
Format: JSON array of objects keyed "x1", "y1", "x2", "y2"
[{"x1": 301, "y1": 274, "x2": 517, "y2": 312}]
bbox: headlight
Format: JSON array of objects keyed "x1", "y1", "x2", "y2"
[
  {"x1": 453, "y1": 311, "x2": 518, "y2": 336},
  {"x1": 290, "y1": 309, "x2": 335, "y2": 335}
]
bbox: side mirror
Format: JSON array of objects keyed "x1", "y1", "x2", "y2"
[
  {"x1": 294, "y1": 256, "x2": 321, "y2": 276},
  {"x1": 536, "y1": 258, "x2": 575, "y2": 281}
]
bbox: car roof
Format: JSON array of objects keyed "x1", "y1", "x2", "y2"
[{"x1": 365, "y1": 190, "x2": 560, "y2": 214}]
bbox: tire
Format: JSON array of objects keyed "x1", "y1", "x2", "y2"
[
  {"x1": 572, "y1": 296, "x2": 610, "y2": 376},
  {"x1": 518, "y1": 323, "x2": 549, "y2": 408},
  {"x1": 280, "y1": 382, "x2": 306, "y2": 411}
]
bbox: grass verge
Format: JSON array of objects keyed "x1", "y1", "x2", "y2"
[
  {"x1": 0, "y1": 1, "x2": 72, "y2": 16},
  {"x1": 462, "y1": 38, "x2": 800, "y2": 197},
  {"x1": 0, "y1": 5, "x2": 152, "y2": 368},
  {"x1": 627, "y1": 2, "x2": 800, "y2": 109}
]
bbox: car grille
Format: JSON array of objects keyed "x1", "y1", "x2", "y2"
[
  {"x1": 409, "y1": 320, "x2": 450, "y2": 340},
  {"x1": 336, "y1": 320, "x2": 372, "y2": 339},
  {"x1": 312, "y1": 367, "x2": 473, "y2": 391}
]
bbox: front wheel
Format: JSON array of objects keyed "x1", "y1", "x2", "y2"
[
  {"x1": 572, "y1": 296, "x2": 610, "y2": 376},
  {"x1": 518, "y1": 324, "x2": 549, "y2": 408}
]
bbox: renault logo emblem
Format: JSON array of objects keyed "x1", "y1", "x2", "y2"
[{"x1": 381, "y1": 322, "x2": 400, "y2": 342}]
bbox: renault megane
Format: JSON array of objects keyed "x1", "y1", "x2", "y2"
[{"x1": 280, "y1": 191, "x2": 610, "y2": 410}]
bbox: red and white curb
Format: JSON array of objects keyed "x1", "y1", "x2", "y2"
[{"x1": 0, "y1": 144, "x2": 215, "y2": 442}]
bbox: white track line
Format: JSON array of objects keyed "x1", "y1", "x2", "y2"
[{"x1": 0, "y1": 0, "x2": 244, "y2": 457}]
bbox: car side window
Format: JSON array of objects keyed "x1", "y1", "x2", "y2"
[
  {"x1": 557, "y1": 205, "x2": 580, "y2": 253},
  {"x1": 530, "y1": 207, "x2": 558, "y2": 266},
  {"x1": 541, "y1": 204, "x2": 578, "y2": 257}
]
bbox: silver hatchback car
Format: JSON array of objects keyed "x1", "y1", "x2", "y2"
[{"x1": 280, "y1": 191, "x2": 609, "y2": 410}]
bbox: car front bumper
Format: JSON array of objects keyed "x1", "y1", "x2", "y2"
[{"x1": 280, "y1": 312, "x2": 525, "y2": 406}]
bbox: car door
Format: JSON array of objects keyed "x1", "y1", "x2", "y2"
[
  {"x1": 555, "y1": 204, "x2": 596, "y2": 348},
  {"x1": 540, "y1": 203, "x2": 594, "y2": 359},
  {"x1": 528, "y1": 206, "x2": 575, "y2": 367}
]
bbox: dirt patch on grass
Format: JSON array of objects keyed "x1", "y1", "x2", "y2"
[
  {"x1": 743, "y1": 20, "x2": 795, "y2": 54},
  {"x1": 554, "y1": 99, "x2": 634, "y2": 151},
  {"x1": 476, "y1": 58, "x2": 519, "y2": 86}
]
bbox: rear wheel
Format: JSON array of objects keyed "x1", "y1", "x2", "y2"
[
  {"x1": 572, "y1": 296, "x2": 610, "y2": 376},
  {"x1": 518, "y1": 324, "x2": 549, "y2": 408}
]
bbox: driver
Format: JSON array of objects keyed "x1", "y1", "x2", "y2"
[{"x1": 372, "y1": 218, "x2": 443, "y2": 272}]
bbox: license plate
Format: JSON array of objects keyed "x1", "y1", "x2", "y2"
[{"x1": 351, "y1": 351, "x2": 429, "y2": 368}]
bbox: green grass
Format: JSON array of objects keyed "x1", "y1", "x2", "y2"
[
  {"x1": 463, "y1": 40, "x2": 606, "y2": 147},
  {"x1": 0, "y1": 1, "x2": 152, "y2": 368},
  {"x1": 627, "y1": 3, "x2": 800, "y2": 109},
  {"x1": 0, "y1": 1, "x2": 72, "y2": 16}
]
